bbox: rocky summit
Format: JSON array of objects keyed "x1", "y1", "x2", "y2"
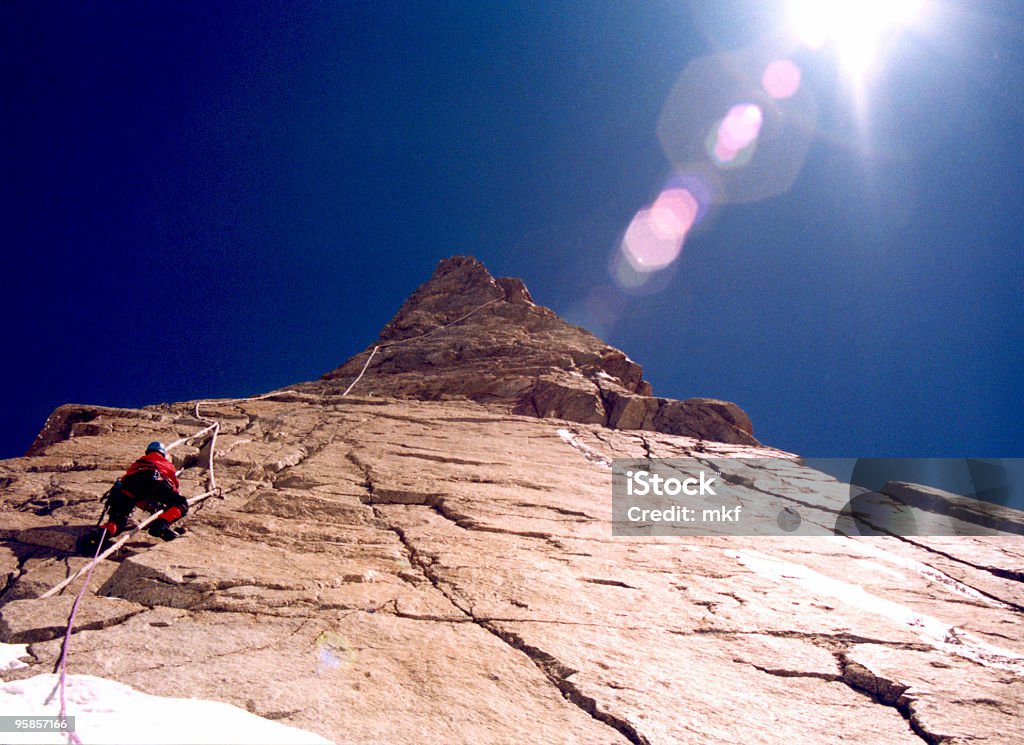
[
  {"x1": 314, "y1": 256, "x2": 757, "y2": 446},
  {"x1": 2, "y1": 257, "x2": 1023, "y2": 744}
]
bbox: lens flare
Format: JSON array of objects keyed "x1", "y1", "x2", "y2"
[
  {"x1": 720, "y1": 104, "x2": 763, "y2": 151},
  {"x1": 650, "y1": 188, "x2": 699, "y2": 241},
  {"x1": 608, "y1": 247, "x2": 677, "y2": 294},
  {"x1": 610, "y1": 248, "x2": 653, "y2": 289},
  {"x1": 315, "y1": 631, "x2": 356, "y2": 674},
  {"x1": 788, "y1": 0, "x2": 830, "y2": 49},
  {"x1": 658, "y1": 48, "x2": 816, "y2": 204},
  {"x1": 709, "y1": 104, "x2": 763, "y2": 166},
  {"x1": 762, "y1": 59, "x2": 802, "y2": 99},
  {"x1": 620, "y1": 187, "x2": 700, "y2": 273},
  {"x1": 566, "y1": 284, "x2": 629, "y2": 339},
  {"x1": 621, "y1": 208, "x2": 683, "y2": 271}
]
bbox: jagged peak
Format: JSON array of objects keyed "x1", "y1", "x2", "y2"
[
  {"x1": 377, "y1": 256, "x2": 532, "y2": 343},
  {"x1": 311, "y1": 256, "x2": 759, "y2": 446}
]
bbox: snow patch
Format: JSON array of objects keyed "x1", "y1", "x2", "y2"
[
  {"x1": 1, "y1": 643, "x2": 30, "y2": 674},
  {"x1": 0, "y1": 674, "x2": 334, "y2": 745},
  {"x1": 731, "y1": 549, "x2": 1024, "y2": 675},
  {"x1": 851, "y1": 539, "x2": 1014, "y2": 610},
  {"x1": 556, "y1": 428, "x2": 612, "y2": 469}
]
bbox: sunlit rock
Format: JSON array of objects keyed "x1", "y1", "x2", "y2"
[{"x1": 1, "y1": 257, "x2": 1021, "y2": 744}]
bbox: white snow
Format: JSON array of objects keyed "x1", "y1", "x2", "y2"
[
  {"x1": 732, "y1": 548, "x2": 1024, "y2": 675},
  {"x1": 0, "y1": 674, "x2": 335, "y2": 745},
  {"x1": 1, "y1": 643, "x2": 31, "y2": 672},
  {"x1": 556, "y1": 428, "x2": 612, "y2": 468},
  {"x1": 851, "y1": 538, "x2": 1014, "y2": 609}
]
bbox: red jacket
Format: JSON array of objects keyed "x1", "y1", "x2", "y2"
[{"x1": 124, "y1": 452, "x2": 180, "y2": 492}]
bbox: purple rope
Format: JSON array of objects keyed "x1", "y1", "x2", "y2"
[{"x1": 51, "y1": 528, "x2": 107, "y2": 745}]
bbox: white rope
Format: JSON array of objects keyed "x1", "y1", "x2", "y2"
[
  {"x1": 41, "y1": 490, "x2": 219, "y2": 599},
  {"x1": 42, "y1": 386, "x2": 299, "y2": 724},
  {"x1": 42, "y1": 289, "x2": 507, "y2": 682},
  {"x1": 382, "y1": 295, "x2": 504, "y2": 349},
  {"x1": 187, "y1": 389, "x2": 291, "y2": 492},
  {"x1": 165, "y1": 295, "x2": 504, "y2": 494},
  {"x1": 338, "y1": 294, "x2": 503, "y2": 397},
  {"x1": 341, "y1": 345, "x2": 379, "y2": 397},
  {"x1": 165, "y1": 421, "x2": 218, "y2": 452},
  {"x1": 190, "y1": 402, "x2": 222, "y2": 494}
]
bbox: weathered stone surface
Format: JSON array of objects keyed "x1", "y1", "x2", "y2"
[
  {"x1": 604, "y1": 391, "x2": 660, "y2": 431},
  {"x1": 26, "y1": 404, "x2": 176, "y2": 457},
  {"x1": 2, "y1": 258, "x2": 1022, "y2": 743},
  {"x1": 843, "y1": 643, "x2": 1024, "y2": 743},
  {"x1": 513, "y1": 372, "x2": 608, "y2": 424},
  {"x1": 652, "y1": 397, "x2": 756, "y2": 445},
  {"x1": 0, "y1": 594, "x2": 145, "y2": 643},
  {"x1": 314, "y1": 255, "x2": 758, "y2": 444},
  {"x1": 3, "y1": 555, "x2": 121, "y2": 603},
  {"x1": 882, "y1": 481, "x2": 1024, "y2": 537}
]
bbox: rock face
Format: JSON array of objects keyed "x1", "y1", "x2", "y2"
[
  {"x1": 2, "y1": 257, "x2": 1023, "y2": 744},
  {"x1": 315, "y1": 256, "x2": 757, "y2": 446}
]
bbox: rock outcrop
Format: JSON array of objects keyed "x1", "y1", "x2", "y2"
[
  {"x1": 315, "y1": 256, "x2": 757, "y2": 446},
  {"x1": 2, "y1": 257, "x2": 1022, "y2": 744}
]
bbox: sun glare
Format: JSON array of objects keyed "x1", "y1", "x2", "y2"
[{"x1": 788, "y1": 0, "x2": 925, "y2": 80}]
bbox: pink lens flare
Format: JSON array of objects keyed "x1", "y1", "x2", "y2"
[
  {"x1": 709, "y1": 103, "x2": 763, "y2": 165},
  {"x1": 718, "y1": 104, "x2": 763, "y2": 152},
  {"x1": 650, "y1": 188, "x2": 700, "y2": 240},
  {"x1": 714, "y1": 139, "x2": 740, "y2": 164},
  {"x1": 762, "y1": 59, "x2": 802, "y2": 99},
  {"x1": 621, "y1": 208, "x2": 682, "y2": 271},
  {"x1": 620, "y1": 187, "x2": 700, "y2": 273}
]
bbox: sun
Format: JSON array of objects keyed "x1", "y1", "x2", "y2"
[{"x1": 787, "y1": 0, "x2": 926, "y2": 81}]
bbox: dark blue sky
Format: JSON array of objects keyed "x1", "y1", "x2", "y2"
[{"x1": 3, "y1": 1, "x2": 1022, "y2": 459}]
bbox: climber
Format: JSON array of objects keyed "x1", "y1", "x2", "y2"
[{"x1": 76, "y1": 441, "x2": 189, "y2": 555}]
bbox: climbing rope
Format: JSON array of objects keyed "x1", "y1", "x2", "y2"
[
  {"x1": 43, "y1": 400, "x2": 241, "y2": 730},
  {"x1": 41, "y1": 490, "x2": 219, "y2": 600},
  {"x1": 338, "y1": 293, "x2": 504, "y2": 398},
  {"x1": 41, "y1": 391, "x2": 296, "y2": 735},
  {"x1": 42, "y1": 289, "x2": 508, "y2": 734},
  {"x1": 341, "y1": 345, "x2": 379, "y2": 397},
  {"x1": 44, "y1": 488, "x2": 220, "y2": 745},
  {"x1": 46, "y1": 292, "x2": 508, "y2": 601},
  {"x1": 45, "y1": 527, "x2": 105, "y2": 745}
]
